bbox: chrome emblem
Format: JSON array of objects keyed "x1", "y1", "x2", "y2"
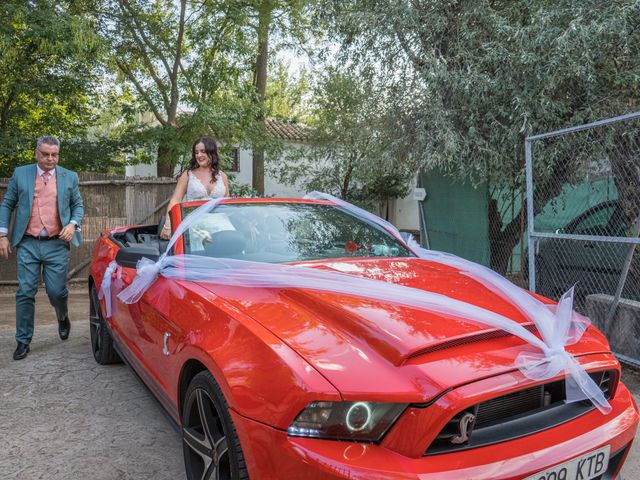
[{"x1": 451, "y1": 412, "x2": 476, "y2": 444}]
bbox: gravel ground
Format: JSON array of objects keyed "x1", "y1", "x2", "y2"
[
  {"x1": 0, "y1": 290, "x2": 638, "y2": 479},
  {"x1": 0, "y1": 319, "x2": 184, "y2": 480}
]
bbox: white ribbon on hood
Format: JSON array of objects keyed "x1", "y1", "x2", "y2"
[
  {"x1": 103, "y1": 193, "x2": 611, "y2": 413},
  {"x1": 305, "y1": 191, "x2": 610, "y2": 413}
]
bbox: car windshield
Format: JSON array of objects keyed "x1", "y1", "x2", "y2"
[{"x1": 180, "y1": 202, "x2": 415, "y2": 263}]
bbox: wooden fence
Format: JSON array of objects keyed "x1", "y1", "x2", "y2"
[{"x1": 0, "y1": 173, "x2": 176, "y2": 285}]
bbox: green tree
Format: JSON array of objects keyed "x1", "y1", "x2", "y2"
[
  {"x1": 248, "y1": 0, "x2": 312, "y2": 194},
  {"x1": 273, "y1": 69, "x2": 417, "y2": 215},
  {"x1": 0, "y1": 1, "x2": 102, "y2": 176},
  {"x1": 319, "y1": 0, "x2": 640, "y2": 272},
  {"x1": 99, "y1": 0, "x2": 259, "y2": 177},
  {"x1": 265, "y1": 61, "x2": 311, "y2": 123}
]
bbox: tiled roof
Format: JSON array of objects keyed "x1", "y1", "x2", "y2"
[{"x1": 265, "y1": 118, "x2": 312, "y2": 142}]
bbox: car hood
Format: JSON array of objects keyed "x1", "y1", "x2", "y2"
[{"x1": 197, "y1": 257, "x2": 610, "y2": 402}]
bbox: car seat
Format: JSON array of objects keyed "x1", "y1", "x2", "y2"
[{"x1": 203, "y1": 230, "x2": 246, "y2": 257}]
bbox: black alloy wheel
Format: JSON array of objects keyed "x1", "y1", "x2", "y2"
[
  {"x1": 183, "y1": 371, "x2": 248, "y2": 480},
  {"x1": 89, "y1": 283, "x2": 122, "y2": 365}
]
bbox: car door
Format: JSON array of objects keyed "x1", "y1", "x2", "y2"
[
  {"x1": 107, "y1": 206, "x2": 189, "y2": 407},
  {"x1": 130, "y1": 203, "x2": 230, "y2": 403},
  {"x1": 560, "y1": 202, "x2": 627, "y2": 297}
]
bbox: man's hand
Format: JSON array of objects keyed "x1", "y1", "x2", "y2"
[
  {"x1": 0, "y1": 236, "x2": 10, "y2": 259},
  {"x1": 59, "y1": 224, "x2": 76, "y2": 242}
]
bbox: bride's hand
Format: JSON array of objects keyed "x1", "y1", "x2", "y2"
[{"x1": 160, "y1": 224, "x2": 171, "y2": 240}]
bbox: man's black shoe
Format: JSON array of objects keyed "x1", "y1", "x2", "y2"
[
  {"x1": 13, "y1": 342, "x2": 29, "y2": 360},
  {"x1": 59, "y1": 317, "x2": 71, "y2": 340}
]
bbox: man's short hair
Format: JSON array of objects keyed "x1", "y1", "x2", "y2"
[{"x1": 36, "y1": 135, "x2": 60, "y2": 150}]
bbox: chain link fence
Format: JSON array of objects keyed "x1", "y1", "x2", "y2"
[
  {"x1": 525, "y1": 112, "x2": 640, "y2": 366},
  {"x1": 0, "y1": 173, "x2": 176, "y2": 285}
]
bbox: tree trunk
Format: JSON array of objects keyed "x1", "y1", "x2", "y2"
[
  {"x1": 488, "y1": 155, "x2": 572, "y2": 275},
  {"x1": 252, "y1": 150, "x2": 265, "y2": 195},
  {"x1": 488, "y1": 196, "x2": 515, "y2": 274},
  {"x1": 157, "y1": 142, "x2": 174, "y2": 178},
  {"x1": 251, "y1": 1, "x2": 272, "y2": 195}
]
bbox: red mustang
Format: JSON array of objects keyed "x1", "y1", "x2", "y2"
[{"x1": 88, "y1": 198, "x2": 638, "y2": 480}]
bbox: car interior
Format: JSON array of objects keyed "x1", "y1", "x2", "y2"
[{"x1": 110, "y1": 223, "x2": 170, "y2": 254}]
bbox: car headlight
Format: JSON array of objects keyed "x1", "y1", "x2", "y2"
[{"x1": 287, "y1": 401, "x2": 408, "y2": 442}]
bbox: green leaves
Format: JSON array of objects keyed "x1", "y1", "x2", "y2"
[
  {"x1": 314, "y1": 0, "x2": 640, "y2": 269},
  {"x1": 321, "y1": 0, "x2": 640, "y2": 187},
  {"x1": 0, "y1": 1, "x2": 102, "y2": 176},
  {"x1": 271, "y1": 68, "x2": 414, "y2": 207}
]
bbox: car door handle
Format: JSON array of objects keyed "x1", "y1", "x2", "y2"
[{"x1": 163, "y1": 332, "x2": 171, "y2": 356}]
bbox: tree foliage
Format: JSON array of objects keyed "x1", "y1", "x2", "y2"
[
  {"x1": 0, "y1": 1, "x2": 102, "y2": 176},
  {"x1": 265, "y1": 61, "x2": 311, "y2": 122},
  {"x1": 319, "y1": 0, "x2": 640, "y2": 270},
  {"x1": 273, "y1": 69, "x2": 417, "y2": 213},
  {"x1": 97, "y1": 0, "x2": 263, "y2": 176}
]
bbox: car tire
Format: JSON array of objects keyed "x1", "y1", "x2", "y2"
[
  {"x1": 89, "y1": 283, "x2": 122, "y2": 365},
  {"x1": 182, "y1": 371, "x2": 248, "y2": 480}
]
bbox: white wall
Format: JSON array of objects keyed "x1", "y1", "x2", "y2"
[
  {"x1": 232, "y1": 147, "x2": 252, "y2": 186},
  {"x1": 125, "y1": 162, "x2": 157, "y2": 177},
  {"x1": 234, "y1": 144, "x2": 306, "y2": 198},
  {"x1": 391, "y1": 194, "x2": 421, "y2": 231}
]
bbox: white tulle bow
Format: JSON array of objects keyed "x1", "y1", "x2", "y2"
[{"x1": 98, "y1": 260, "x2": 119, "y2": 318}]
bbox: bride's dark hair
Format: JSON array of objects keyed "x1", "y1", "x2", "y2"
[{"x1": 188, "y1": 136, "x2": 220, "y2": 182}]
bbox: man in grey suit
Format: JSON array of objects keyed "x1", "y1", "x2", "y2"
[{"x1": 0, "y1": 135, "x2": 84, "y2": 360}]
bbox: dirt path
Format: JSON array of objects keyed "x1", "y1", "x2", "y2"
[{"x1": 0, "y1": 288, "x2": 88, "y2": 329}]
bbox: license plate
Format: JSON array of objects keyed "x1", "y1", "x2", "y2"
[{"x1": 524, "y1": 445, "x2": 610, "y2": 480}]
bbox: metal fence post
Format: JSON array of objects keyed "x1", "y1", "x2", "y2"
[{"x1": 525, "y1": 139, "x2": 536, "y2": 292}]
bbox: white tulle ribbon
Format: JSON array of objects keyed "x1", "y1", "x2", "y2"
[
  {"x1": 98, "y1": 260, "x2": 119, "y2": 318},
  {"x1": 112, "y1": 193, "x2": 611, "y2": 414},
  {"x1": 120, "y1": 256, "x2": 164, "y2": 304},
  {"x1": 114, "y1": 198, "x2": 228, "y2": 304},
  {"x1": 305, "y1": 192, "x2": 611, "y2": 413}
]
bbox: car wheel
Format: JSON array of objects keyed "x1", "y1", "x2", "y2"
[
  {"x1": 89, "y1": 283, "x2": 122, "y2": 365},
  {"x1": 182, "y1": 371, "x2": 248, "y2": 480}
]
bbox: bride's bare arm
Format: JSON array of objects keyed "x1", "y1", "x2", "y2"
[
  {"x1": 222, "y1": 171, "x2": 229, "y2": 196},
  {"x1": 161, "y1": 171, "x2": 189, "y2": 239}
]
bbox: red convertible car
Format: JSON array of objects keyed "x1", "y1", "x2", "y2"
[{"x1": 88, "y1": 198, "x2": 638, "y2": 480}]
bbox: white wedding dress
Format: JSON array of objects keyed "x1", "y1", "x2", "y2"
[
  {"x1": 182, "y1": 171, "x2": 227, "y2": 251},
  {"x1": 184, "y1": 170, "x2": 226, "y2": 201}
]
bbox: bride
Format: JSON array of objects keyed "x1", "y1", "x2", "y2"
[{"x1": 160, "y1": 136, "x2": 229, "y2": 240}]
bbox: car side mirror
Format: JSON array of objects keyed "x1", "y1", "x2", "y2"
[{"x1": 115, "y1": 245, "x2": 160, "y2": 269}]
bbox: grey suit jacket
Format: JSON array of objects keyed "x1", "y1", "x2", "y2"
[{"x1": 0, "y1": 164, "x2": 84, "y2": 246}]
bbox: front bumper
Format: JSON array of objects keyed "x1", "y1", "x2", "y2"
[{"x1": 231, "y1": 383, "x2": 638, "y2": 480}]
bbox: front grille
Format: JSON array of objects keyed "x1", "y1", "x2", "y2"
[{"x1": 425, "y1": 370, "x2": 616, "y2": 455}]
